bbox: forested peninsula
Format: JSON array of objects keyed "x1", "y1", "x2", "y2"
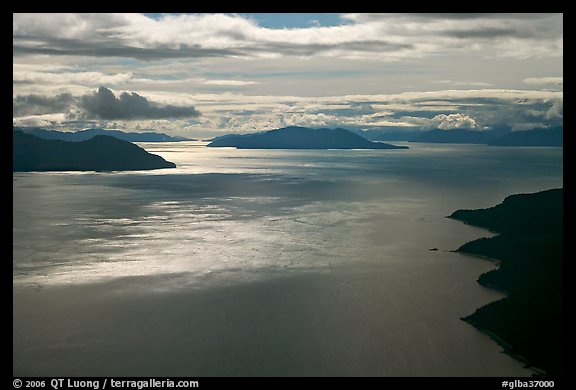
[{"x1": 449, "y1": 188, "x2": 563, "y2": 376}]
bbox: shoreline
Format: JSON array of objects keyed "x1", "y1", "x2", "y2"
[
  {"x1": 462, "y1": 317, "x2": 544, "y2": 376},
  {"x1": 453, "y1": 249, "x2": 536, "y2": 373},
  {"x1": 448, "y1": 188, "x2": 563, "y2": 376},
  {"x1": 451, "y1": 250, "x2": 507, "y2": 295}
]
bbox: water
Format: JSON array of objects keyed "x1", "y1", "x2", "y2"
[{"x1": 13, "y1": 142, "x2": 563, "y2": 376}]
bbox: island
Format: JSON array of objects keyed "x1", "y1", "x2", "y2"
[
  {"x1": 13, "y1": 126, "x2": 192, "y2": 142},
  {"x1": 207, "y1": 126, "x2": 408, "y2": 149},
  {"x1": 449, "y1": 188, "x2": 563, "y2": 376},
  {"x1": 13, "y1": 131, "x2": 176, "y2": 172}
]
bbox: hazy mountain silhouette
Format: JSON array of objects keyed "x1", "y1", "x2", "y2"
[
  {"x1": 206, "y1": 132, "x2": 261, "y2": 143},
  {"x1": 412, "y1": 129, "x2": 496, "y2": 144},
  {"x1": 488, "y1": 127, "x2": 563, "y2": 146},
  {"x1": 13, "y1": 131, "x2": 176, "y2": 172},
  {"x1": 449, "y1": 188, "x2": 563, "y2": 376},
  {"x1": 356, "y1": 129, "x2": 420, "y2": 142},
  {"x1": 207, "y1": 126, "x2": 408, "y2": 149},
  {"x1": 358, "y1": 126, "x2": 562, "y2": 147},
  {"x1": 13, "y1": 126, "x2": 192, "y2": 142}
]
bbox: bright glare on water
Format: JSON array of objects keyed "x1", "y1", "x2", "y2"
[{"x1": 13, "y1": 142, "x2": 562, "y2": 376}]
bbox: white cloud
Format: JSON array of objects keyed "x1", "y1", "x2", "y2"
[
  {"x1": 546, "y1": 100, "x2": 563, "y2": 119},
  {"x1": 430, "y1": 80, "x2": 492, "y2": 87},
  {"x1": 201, "y1": 79, "x2": 258, "y2": 86},
  {"x1": 13, "y1": 113, "x2": 67, "y2": 128},
  {"x1": 12, "y1": 14, "x2": 562, "y2": 139},
  {"x1": 188, "y1": 88, "x2": 562, "y2": 134},
  {"x1": 13, "y1": 13, "x2": 137, "y2": 40},
  {"x1": 13, "y1": 70, "x2": 132, "y2": 86},
  {"x1": 431, "y1": 113, "x2": 478, "y2": 130},
  {"x1": 523, "y1": 77, "x2": 563, "y2": 86},
  {"x1": 13, "y1": 13, "x2": 563, "y2": 61},
  {"x1": 12, "y1": 84, "x2": 563, "y2": 137},
  {"x1": 126, "y1": 77, "x2": 258, "y2": 89}
]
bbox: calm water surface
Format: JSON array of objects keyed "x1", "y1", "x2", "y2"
[{"x1": 13, "y1": 142, "x2": 562, "y2": 376}]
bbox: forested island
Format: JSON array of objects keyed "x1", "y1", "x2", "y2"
[
  {"x1": 13, "y1": 131, "x2": 176, "y2": 172},
  {"x1": 449, "y1": 189, "x2": 563, "y2": 376},
  {"x1": 207, "y1": 126, "x2": 408, "y2": 149},
  {"x1": 13, "y1": 126, "x2": 192, "y2": 142}
]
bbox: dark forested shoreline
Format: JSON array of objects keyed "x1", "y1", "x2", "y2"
[
  {"x1": 13, "y1": 131, "x2": 176, "y2": 172},
  {"x1": 449, "y1": 189, "x2": 563, "y2": 376}
]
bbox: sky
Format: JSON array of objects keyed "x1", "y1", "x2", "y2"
[{"x1": 13, "y1": 13, "x2": 563, "y2": 138}]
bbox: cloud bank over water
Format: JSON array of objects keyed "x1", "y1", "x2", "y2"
[{"x1": 13, "y1": 13, "x2": 562, "y2": 137}]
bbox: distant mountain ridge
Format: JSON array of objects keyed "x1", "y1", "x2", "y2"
[
  {"x1": 13, "y1": 131, "x2": 176, "y2": 172},
  {"x1": 207, "y1": 126, "x2": 408, "y2": 150},
  {"x1": 358, "y1": 126, "x2": 563, "y2": 147},
  {"x1": 412, "y1": 129, "x2": 496, "y2": 144},
  {"x1": 487, "y1": 127, "x2": 563, "y2": 146},
  {"x1": 13, "y1": 127, "x2": 192, "y2": 142}
]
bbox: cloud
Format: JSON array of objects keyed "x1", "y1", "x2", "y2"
[
  {"x1": 343, "y1": 13, "x2": 563, "y2": 59},
  {"x1": 509, "y1": 122, "x2": 555, "y2": 131},
  {"x1": 523, "y1": 77, "x2": 563, "y2": 86},
  {"x1": 123, "y1": 77, "x2": 259, "y2": 91},
  {"x1": 13, "y1": 13, "x2": 562, "y2": 61},
  {"x1": 13, "y1": 113, "x2": 68, "y2": 128},
  {"x1": 13, "y1": 93, "x2": 75, "y2": 116},
  {"x1": 431, "y1": 113, "x2": 478, "y2": 130},
  {"x1": 430, "y1": 80, "x2": 492, "y2": 87},
  {"x1": 342, "y1": 13, "x2": 554, "y2": 22},
  {"x1": 12, "y1": 37, "x2": 240, "y2": 61},
  {"x1": 201, "y1": 79, "x2": 258, "y2": 86},
  {"x1": 13, "y1": 87, "x2": 563, "y2": 136},
  {"x1": 13, "y1": 70, "x2": 132, "y2": 87},
  {"x1": 78, "y1": 87, "x2": 201, "y2": 120},
  {"x1": 546, "y1": 100, "x2": 563, "y2": 120},
  {"x1": 185, "y1": 88, "x2": 562, "y2": 134}
]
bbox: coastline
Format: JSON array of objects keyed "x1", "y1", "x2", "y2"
[
  {"x1": 450, "y1": 249, "x2": 507, "y2": 294},
  {"x1": 453, "y1": 248, "x2": 536, "y2": 373},
  {"x1": 448, "y1": 188, "x2": 563, "y2": 376},
  {"x1": 462, "y1": 317, "x2": 546, "y2": 376}
]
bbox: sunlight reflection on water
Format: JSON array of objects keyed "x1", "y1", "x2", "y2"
[
  {"x1": 13, "y1": 142, "x2": 562, "y2": 376},
  {"x1": 13, "y1": 142, "x2": 562, "y2": 290}
]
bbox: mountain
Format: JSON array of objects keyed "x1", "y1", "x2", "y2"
[
  {"x1": 357, "y1": 125, "x2": 562, "y2": 147},
  {"x1": 488, "y1": 127, "x2": 563, "y2": 146},
  {"x1": 13, "y1": 131, "x2": 176, "y2": 172},
  {"x1": 205, "y1": 132, "x2": 262, "y2": 143},
  {"x1": 13, "y1": 127, "x2": 192, "y2": 142},
  {"x1": 449, "y1": 188, "x2": 563, "y2": 376},
  {"x1": 412, "y1": 129, "x2": 496, "y2": 144},
  {"x1": 357, "y1": 129, "x2": 421, "y2": 142},
  {"x1": 207, "y1": 126, "x2": 408, "y2": 149}
]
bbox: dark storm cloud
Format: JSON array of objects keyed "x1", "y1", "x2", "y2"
[
  {"x1": 79, "y1": 87, "x2": 201, "y2": 120},
  {"x1": 13, "y1": 93, "x2": 75, "y2": 116}
]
